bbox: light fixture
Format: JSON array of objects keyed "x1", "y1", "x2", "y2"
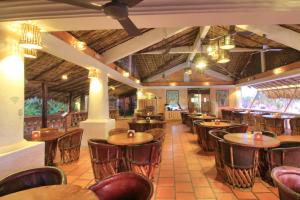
[
  {"x1": 217, "y1": 49, "x2": 230, "y2": 63},
  {"x1": 170, "y1": 82, "x2": 176, "y2": 86},
  {"x1": 73, "y1": 41, "x2": 87, "y2": 51},
  {"x1": 135, "y1": 79, "x2": 140, "y2": 84},
  {"x1": 123, "y1": 71, "x2": 130, "y2": 77},
  {"x1": 220, "y1": 35, "x2": 235, "y2": 50},
  {"x1": 196, "y1": 56, "x2": 207, "y2": 70},
  {"x1": 110, "y1": 86, "x2": 116, "y2": 90},
  {"x1": 19, "y1": 23, "x2": 42, "y2": 49},
  {"x1": 184, "y1": 68, "x2": 192, "y2": 75},
  {"x1": 61, "y1": 74, "x2": 68, "y2": 80},
  {"x1": 24, "y1": 48, "x2": 37, "y2": 59},
  {"x1": 88, "y1": 68, "x2": 99, "y2": 79}
]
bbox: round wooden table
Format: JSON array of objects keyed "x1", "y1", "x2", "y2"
[
  {"x1": 191, "y1": 115, "x2": 216, "y2": 121},
  {"x1": 224, "y1": 133, "x2": 280, "y2": 148},
  {"x1": 0, "y1": 185, "x2": 98, "y2": 200},
  {"x1": 128, "y1": 120, "x2": 166, "y2": 132},
  {"x1": 201, "y1": 121, "x2": 233, "y2": 128},
  {"x1": 25, "y1": 129, "x2": 66, "y2": 166},
  {"x1": 107, "y1": 132, "x2": 153, "y2": 146}
]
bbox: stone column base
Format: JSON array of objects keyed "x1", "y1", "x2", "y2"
[
  {"x1": 80, "y1": 119, "x2": 115, "y2": 146},
  {"x1": 0, "y1": 140, "x2": 45, "y2": 179}
]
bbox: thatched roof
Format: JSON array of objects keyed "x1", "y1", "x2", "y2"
[{"x1": 25, "y1": 25, "x2": 300, "y2": 101}]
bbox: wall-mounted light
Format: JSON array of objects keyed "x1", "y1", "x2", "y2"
[
  {"x1": 184, "y1": 68, "x2": 192, "y2": 75},
  {"x1": 170, "y1": 82, "x2": 176, "y2": 86},
  {"x1": 123, "y1": 71, "x2": 130, "y2": 77},
  {"x1": 19, "y1": 23, "x2": 42, "y2": 50},
  {"x1": 24, "y1": 48, "x2": 37, "y2": 59},
  {"x1": 61, "y1": 74, "x2": 68, "y2": 80},
  {"x1": 88, "y1": 68, "x2": 99, "y2": 79},
  {"x1": 217, "y1": 49, "x2": 230, "y2": 63},
  {"x1": 135, "y1": 79, "x2": 140, "y2": 84},
  {"x1": 273, "y1": 68, "x2": 283, "y2": 75},
  {"x1": 220, "y1": 35, "x2": 235, "y2": 50},
  {"x1": 110, "y1": 86, "x2": 116, "y2": 90}
]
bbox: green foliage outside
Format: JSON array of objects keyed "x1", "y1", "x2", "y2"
[{"x1": 24, "y1": 97, "x2": 68, "y2": 116}]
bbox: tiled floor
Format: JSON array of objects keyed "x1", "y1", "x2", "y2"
[{"x1": 58, "y1": 121, "x2": 280, "y2": 200}]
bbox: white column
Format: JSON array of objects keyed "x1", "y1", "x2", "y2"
[
  {"x1": 80, "y1": 70, "x2": 115, "y2": 146},
  {"x1": 0, "y1": 24, "x2": 44, "y2": 179}
]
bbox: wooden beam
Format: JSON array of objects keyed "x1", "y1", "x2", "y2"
[
  {"x1": 142, "y1": 81, "x2": 234, "y2": 87},
  {"x1": 187, "y1": 26, "x2": 210, "y2": 62},
  {"x1": 68, "y1": 92, "x2": 73, "y2": 112},
  {"x1": 31, "y1": 60, "x2": 65, "y2": 80},
  {"x1": 237, "y1": 60, "x2": 300, "y2": 85},
  {"x1": 101, "y1": 27, "x2": 190, "y2": 64},
  {"x1": 236, "y1": 25, "x2": 300, "y2": 51},
  {"x1": 41, "y1": 82, "x2": 48, "y2": 128}
]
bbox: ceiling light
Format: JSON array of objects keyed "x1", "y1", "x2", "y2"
[
  {"x1": 73, "y1": 41, "x2": 87, "y2": 51},
  {"x1": 61, "y1": 74, "x2": 68, "y2": 80},
  {"x1": 220, "y1": 35, "x2": 235, "y2": 50},
  {"x1": 19, "y1": 23, "x2": 42, "y2": 50},
  {"x1": 217, "y1": 50, "x2": 230, "y2": 64},
  {"x1": 24, "y1": 48, "x2": 37, "y2": 59},
  {"x1": 135, "y1": 79, "x2": 140, "y2": 84},
  {"x1": 196, "y1": 57, "x2": 207, "y2": 70},
  {"x1": 88, "y1": 68, "x2": 99, "y2": 79},
  {"x1": 184, "y1": 68, "x2": 192, "y2": 75},
  {"x1": 123, "y1": 71, "x2": 130, "y2": 77},
  {"x1": 110, "y1": 86, "x2": 116, "y2": 90}
]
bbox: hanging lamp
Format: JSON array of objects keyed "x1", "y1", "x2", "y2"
[{"x1": 19, "y1": 23, "x2": 42, "y2": 49}]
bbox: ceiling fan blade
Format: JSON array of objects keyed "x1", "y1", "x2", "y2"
[
  {"x1": 118, "y1": 17, "x2": 141, "y2": 37},
  {"x1": 119, "y1": 0, "x2": 143, "y2": 7},
  {"x1": 48, "y1": 0, "x2": 103, "y2": 10},
  {"x1": 268, "y1": 49, "x2": 283, "y2": 52}
]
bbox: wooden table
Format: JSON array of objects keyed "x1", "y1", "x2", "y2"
[
  {"x1": 0, "y1": 185, "x2": 98, "y2": 200},
  {"x1": 138, "y1": 114, "x2": 163, "y2": 120},
  {"x1": 25, "y1": 129, "x2": 66, "y2": 166},
  {"x1": 129, "y1": 120, "x2": 166, "y2": 132},
  {"x1": 191, "y1": 115, "x2": 216, "y2": 121},
  {"x1": 201, "y1": 121, "x2": 233, "y2": 128},
  {"x1": 224, "y1": 133, "x2": 280, "y2": 148},
  {"x1": 278, "y1": 135, "x2": 300, "y2": 142},
  {"x1": 107, "y1": 132, "x2": 153, "y2": 146}
]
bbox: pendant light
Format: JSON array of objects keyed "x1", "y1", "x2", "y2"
[
  {"x1": 19, "y1": 23, "x2": 42, "y2": 50},
  {"x1": 24, "y1": 48, "x2": 37, "y2": 59},
  {"x1": 217, "y1": 49, "x2": 230, "y2": 63},
  {"x1": 220, "y1": 35, "x2": 235, "y2": 50},
  {"x1": 184, "y1": 67, "x2": 192, "y2": 75}
]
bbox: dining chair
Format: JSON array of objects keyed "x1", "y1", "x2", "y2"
[
  {"x1": 0, "y1": 167, "x2": 66, "y2": 197},
  {"x1": 225, "y1": 124, "x2": 248, "y2": 133},
  {"x1": 88, "y1": 139, "x2": 123, "y2": 181},
  {"x1": 208, "y1": 130, "x2": 230, "y2": 178},
  {"x1": 145, "y1": 128, "x2": 166, "y2": 142},
  {"x1": 260, "y1": 141, "x2": 300, "y2": 185},
  {"x1": 108, "y1": 128, "x2": 128, "y2": 136},
  {"x1": 290, "y1": 118, "x2": 300, "y2": 135},
  {"x1": 126, "y1": 140, "x2": 161, "y2": 180},
  {"x1": 57, "y1": 128, "x2": 83, "y2": 164},
  {"x1": 254, "y1": 114, "x2": 266, "y2": 131},
  {"x1": 194, "y1": 120, "x2": 205, "y2": 147},
  {"x1": 220, "y1": 140, "x2": 257, "y2": 188},
  {"x1": 271, "y1": 166, "x2": 300, "y2": 200},
  {"x1": 89, "y1": 172, "x2": 153, "y2": 200},
  {"x1": 265, "y1": 118, "x2": 285, "y2": 135}
]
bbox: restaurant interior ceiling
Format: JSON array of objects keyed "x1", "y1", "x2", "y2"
[{"x1": 1, "y1": 1, "x2": 300, "y2": 101}]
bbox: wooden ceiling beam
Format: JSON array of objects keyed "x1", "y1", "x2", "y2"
[
  {"x1": 101, "y1": 27, "x2": 190, "y2": 64},
  {"x1": 236, "y1": 25, "x2": 300, "y2": 51},
  {"x1": 30, "y1": 60, "x2": 66, "y2": 80},
  {"x1": 142, "y1": 81, "x2": 234, "y2": 87},
  {"x1": 187, "y1": 26, "x2": 210, "y2": 62}
]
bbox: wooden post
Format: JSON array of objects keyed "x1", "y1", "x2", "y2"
[
  {"x1": 80, "y1": 94, "x2": 85, "y2": 112},
  {"x1": 68, "y1": 92, "x2": 73, "y2": 113},
  {"x1": 41, "y1": 82, "x2": 48, "y2": 128}
]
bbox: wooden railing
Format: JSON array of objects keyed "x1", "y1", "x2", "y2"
[{"x1": 24, "y1": 112, "x2": 88, "y2": 135}]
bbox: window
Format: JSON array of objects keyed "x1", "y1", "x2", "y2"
[
  {"x1": 240, "y1": 86, "x2": 257, "y2": 108},
  {"x1": 251, "y1": 92, "x2": 290, "y2": 112},
  {"x1": 286, "y1": 99, "x2": 300, "y2": 114}
]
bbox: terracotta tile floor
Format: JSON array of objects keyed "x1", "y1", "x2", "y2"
[{"x1": 58, "y1": 121, "x2": 280, "y2": 200}]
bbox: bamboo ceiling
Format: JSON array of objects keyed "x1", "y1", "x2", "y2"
[{"x1": 26, "y1": 25, "x2": 300, "y2": 101}]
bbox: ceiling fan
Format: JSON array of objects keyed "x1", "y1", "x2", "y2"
[
  {"x1": 258, "y1": 34, "x2": 282, "y2": 53},
  {"x1": 48, "y1": 0, "x2": 143, "y2": 37}
]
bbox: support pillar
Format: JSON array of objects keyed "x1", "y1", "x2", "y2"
[
  {"x1": 0, "y1": 24, "x2": 44, "y2": 179},
  {"x1": 68, "y1": 92, "x2": 73, "y2": 113},
  {"x1": 80, "y1": 69, "x2": 115, "y2": 146},
  {"x1": 80, "y1": 94, "x2": 86, "y2": 112},
  {"x1": 41, "y1": 82, "x2": 48, "y2": 128}
]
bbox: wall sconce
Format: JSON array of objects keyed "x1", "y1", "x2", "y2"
[
  {"x1": 135, "y1": 79, "x2": 140, "y2": 83},
  {"x1": 24, "y1": 48, "x2": 37, "y2": 59},
  {"x1": 19, "y1": 23, "x2": 42, "y2": 50},
  {"x1": 123, "y1": 71, "x2": 130, "y2": 77},
  {"x1": 88, "y1": 68, "x2": 99, "y2": 79},
  {"x1": 110, "y1": 86, "x2": 116, "y2": 90},
  {"x1": 73, "y1": 41, "x2": 87, "y2": 51},
  {"x1": 61, "y1": 74, "x2": 68, "y2": 80}
]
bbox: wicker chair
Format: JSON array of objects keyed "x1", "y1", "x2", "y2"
[
  {"x1": 271, "y1": 166, "x2": 300, "y2": 200},
  {"x1": 194, "y1": 121, "x2": 205, "y2": 148},
  {"x1": 108, "y1": 128, "x2": 128, "y2": 136},
  {"x1": 57, "y1": 128, "x2": 83, "y2": 164},
  {"x1": 225, "y1": 124, "x2": 248, "y2": 133},
  {"x1": 88, "y1": 139, "x2": 123, "y2": 181},
  {"x1": 232, "y1": 111, "x2": 243, "y2": 124},
  {"x1": 260, "y1": 141, "x2": 300, "y2": 185},
  {"x1": 221, "y1": 109, "x2": 232, "y2": 121},
  {"x1": 126, "y1": 140, "x2": 161, "y2": 180},
  {"x1": 220, "y1": 140, "x2": 257, "y2": 188},
  {"x1": 265, "y1": 118, "x2": 285, "y2": 136},
  {"x1": 254, "y1": 114, "x2": 266, "y2": 131},
  {"x1": 180, "y1": 112, "x2": 187, "y2": 124},
  {"x1": 0, "y1": 167, "x2": 66, "y2": 197},
  {"x1": 290, "y1": 118, "x2": 300, "y2": 135},
  {"x1": 128, "y1": 121, "x2": 165, "y2": 132},
  {"x1": 209, "y1": 130, "x2": 229, "y2": 178},
  {"x1": 89, "y1": 172, "x2": 153, "y2": 200},
  {"x1": 145, "y1": 128, "x2": 165, "y2": 142}
]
